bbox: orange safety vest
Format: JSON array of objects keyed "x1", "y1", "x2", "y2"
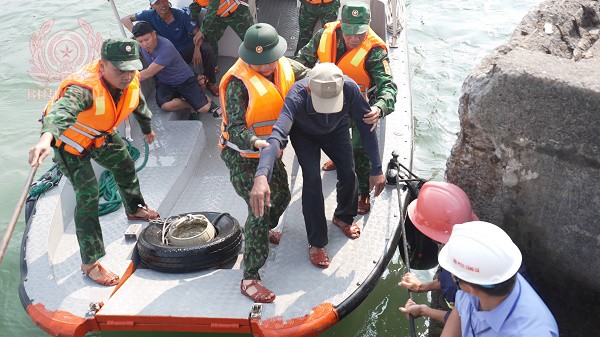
[
  {"x1": 195, "y1": 0, "x2": 248, "y2": 18},
  {"x1": 317, "y1": 21, "x2": 387, "y2": 98},
  {"x1": 43, "y1": 60, "x2": 140, "y2": 156},
  {"x1": 219, "y1": 57, "x2": 295, "y2": 158},
  {"x1": 304, "y1": 0, "x2": 334, "y2": 4}
]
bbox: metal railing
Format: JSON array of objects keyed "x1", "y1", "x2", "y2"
[{"x1": 387, "y1": 0, "x2": 405, "y2": 48}]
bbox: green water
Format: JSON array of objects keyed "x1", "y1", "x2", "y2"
[{"x1": 0, "y1": 0, "x2": 540, "y2": 336}]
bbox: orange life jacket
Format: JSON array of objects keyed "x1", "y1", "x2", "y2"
[
  {"x1": 195, "y1": 0, "x2": 248, "y2": 18},
  {"x1": 304, "y1": 0, "x2": 334, "y2": 4},
  {"x1": 317, "y1": 21, "x2": 387, "y2": 98},
  {"x1": 43, "y1": 60, "x2": 141, "y2": 156},
  {"x1": 219, "y1": 57, "x2": 295, "y2": 159}
]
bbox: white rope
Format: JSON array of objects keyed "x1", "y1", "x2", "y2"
[{"x1": 157, "y1": 214, "x2": 214, "y2": 245}]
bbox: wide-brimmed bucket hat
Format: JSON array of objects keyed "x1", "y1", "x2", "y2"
[{"x1": 239, "y1": 23, "x2": 287, "y2": 65}]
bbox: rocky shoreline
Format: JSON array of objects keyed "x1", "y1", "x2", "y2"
[{"x1": 445, "y1": 0, "x2": 600, "y2": 335}]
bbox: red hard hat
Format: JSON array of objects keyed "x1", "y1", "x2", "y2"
[{"x1": 407, "y1": 181, "x2": 478, "y2": 244}]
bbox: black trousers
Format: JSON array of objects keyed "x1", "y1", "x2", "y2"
[
  {"x1": 180, "y1": 42, "x2": 218, "y2": 84},
  {"x1": 290, "y1": 124, "x2": 358, "y2": 248}
]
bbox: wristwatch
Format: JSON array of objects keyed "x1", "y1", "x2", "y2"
[{"x1": 378, "y1": 106, "x2": 384, "y2": 119}]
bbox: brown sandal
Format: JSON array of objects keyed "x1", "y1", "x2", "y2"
[
  {"x1": 268, "y1": 230, "x2": 282, "y2": 245},
  {"x1": 321, "y1": 160, "x2": 336, "y2": 171},
  {"x1": 358, "y1": 193, "x2": 371, "y2": 215},
  {"x1": 81, "y1": 262, "x2": 119, "y2": 286},
  {"x1": 207, "y1": 82, "x2": 220, "y2": 97},
  {"x1": 332, "y1": 217, "x2": 361, "y2": 239},
  {"x1": 308, "y1": 245, "x2": 330, "y2": 269},
  {"x1": 126, "y1": 205, "x2": 160, "y2": 221},
  {"x1": 197, "y1": 74, "x2": 208, "y2": 88},
  {"x1": 240, "y1": 280, "x2": 276, "y2": 303}
]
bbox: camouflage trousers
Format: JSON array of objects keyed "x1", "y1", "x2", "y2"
[
  {"x1": 221, "y1": 149, "x2": 291, "y2": 280},
  {"x1": 351, "y1": 121, "x2": 372, "y2": 194},
  {"x1": 295, "y1": 0, "x2": 340, "y2": 54},
  {"x1": 200, "y1": 6, "x2": 254, "y2": 56},
  {"x1": 54, "y1": 133, "x2": 145, "y2": 265}
]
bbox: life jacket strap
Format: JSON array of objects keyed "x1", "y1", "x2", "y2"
[
  {"x1": 67, "y1": 125, "x2": 97, "y2": 139},
  {"x1": 218, "y1": 0, "x2": 247, "y2": 17},
  {"x1": 220, "y1": 137, "x2": 260, "y2": 155},
  {"x1": 75, "y1": 122, "x2": 102, "y2": 136},
  {"x1": 58, "y1": 135, "x2": 86, "y2": 154},
  {"x1": 248, "y1": 120, "x2": 277, "y2": 134}
]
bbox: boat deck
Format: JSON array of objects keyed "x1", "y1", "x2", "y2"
[{"x1": 20, "y1": 0, "x2": 414, "y2": 335}]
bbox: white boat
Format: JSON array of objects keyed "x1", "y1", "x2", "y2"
[{"x1": 19, "y1": 0, "x2": 415, "y2": 336}]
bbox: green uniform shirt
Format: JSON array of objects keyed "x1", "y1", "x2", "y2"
[
  {"x1": 295, "y1": 27, "x2": 397, "y2": 116},
  {"x1": 222, "y1": 58, "x2": 308, "y2": 161},
  {"x1": 41, "y1": 84, "x2": 153, "y2": 142}
]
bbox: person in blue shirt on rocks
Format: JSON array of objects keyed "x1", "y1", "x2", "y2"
[
  {"x1": 436, "y1": 221, "x2": 558, "y2": 337},
  {"x1": 249, "y1": 62, "x2": 386, "y2": 269},
  {"x1": 121, "y1": 0, "x2": 220, "y2": 96},
  {"x1": 133, "y1": 21, "x2": 216, "y2": 119}
]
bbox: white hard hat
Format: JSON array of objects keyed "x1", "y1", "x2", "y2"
[{"x1": 438, "y1": 221, "x2": 522, "y2": 286}]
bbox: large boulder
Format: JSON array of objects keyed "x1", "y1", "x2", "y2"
[{"x1": 445, "y1": 0, "x2": 600, "y2": 335}]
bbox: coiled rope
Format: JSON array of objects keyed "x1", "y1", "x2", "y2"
[
  {"x1": 98, "y1": 140, "x2": 149, "y2": 215},
  {"x1": 28, "y1": 164, "x2": 62, "y2": 198},
  {"x1": 27, "y1": 140, "x2": 149, "y2": 216}
]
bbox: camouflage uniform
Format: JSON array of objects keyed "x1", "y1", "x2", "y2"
[
  {"x1": 221, "y1": 58, "x2": 307, "y2": 280},
  {"x1": 41, "y1": 85, "x2": 153, "y2": 265},
  {"x1": 295, "y1": 28, "x2": 397, "y2": 194},
  {"x1": 295, "y1": 0, "x2": 340, "y2": 55},
  {"x1": 200, "y1": 0, "x2": 254, "y2": 56},
  {"x1": 189, "y1": 2, "x2": 204, "y2": 26}
]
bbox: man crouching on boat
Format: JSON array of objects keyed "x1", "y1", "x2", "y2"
[
  {"x1": 250, "y1": 63, "x2": 386, "y2": 271},
  {"x1": 28, "y1": 38, "x2": 160, "y2": 287},
  {"x1": 219, "y1": 23, "x2": 307, "y2": 303}
]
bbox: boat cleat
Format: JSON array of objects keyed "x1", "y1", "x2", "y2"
[
  {"x1": 86, "y1": 301, "x2": 104, "y2": 317},
  {"x1": 250, "y1": 303, "x2": 262, "y2": 319}
]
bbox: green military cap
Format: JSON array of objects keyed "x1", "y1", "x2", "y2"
[
  {"x1": 341, "y1": 2, "x2": 371, "y2": 35},
  {"x1": 101, "y1": 37, "x2": 143, "y2": 71},
  {"x1": 239, "y1": 23, "x2": 287, "y2": 65}
]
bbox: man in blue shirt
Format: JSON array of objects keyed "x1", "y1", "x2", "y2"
[
  {"x1": 249, "y1": 63, "x2": 385, "y2": 269},
  {"x1": 438, "y1": 221, "x2": 558, "y2": 337},
  {"x1": 133, "y1": 21, "x2": 214, "y2": 118},
  {"x1": 121, "y1": 0, "x2": 220, "y2": 96}
]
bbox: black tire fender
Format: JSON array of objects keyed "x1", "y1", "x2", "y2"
[
  {"x1": 398, "y1": 181, "x2": 440, "y2": 271},
  {"x1": 137, "y1": 212, "x2": 242, "y2": 273},
  {"x1": 399, "y1": 214, "x2": 440, "y2": 270}
]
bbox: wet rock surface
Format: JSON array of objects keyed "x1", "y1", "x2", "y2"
[{"x1": 446, "y1": 1, "x2": 600, "y2": 335}]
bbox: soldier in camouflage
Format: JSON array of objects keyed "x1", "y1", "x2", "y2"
[
  {"x1": 295, "y1": 0, "x2": 340, "y2": 55},
  {"x1": 220, "y1": 24, "x2": 307, "y2": 303},
  {"x1": 29, "y1": 38, "x2": 159, "y2": 287},
  {"x1": 200, "y1": 0, "x2": 255, "y2": 57},
  {"x1": 295, "y1": 2, "x2": 397, "y2": 215}
]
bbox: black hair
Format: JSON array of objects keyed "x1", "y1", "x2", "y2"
[
  {"x1": 464, "y1": 273, "x2": 518, "y2": 297},
  {"x1": 132, "y1": 21, "x2": 154, "y2": 38}
]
